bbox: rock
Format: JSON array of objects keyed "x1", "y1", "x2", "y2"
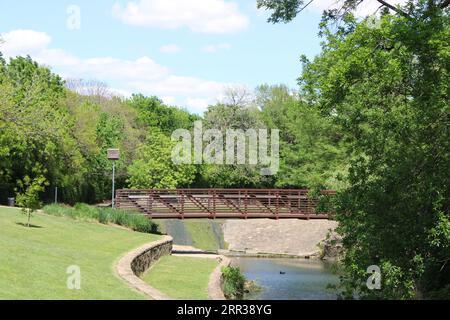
[{"x1": 320, "y1": 231, "x2": 343, "y2": 260}]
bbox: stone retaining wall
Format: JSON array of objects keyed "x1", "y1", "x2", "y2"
[
  {"x1": 117, "y1": 236, "x2": 230, "y2": 300},
  {"x1": 131, "y1": 236, "x2": 173, "y2": 277},
  {"x1": 116, "y1": 235, "x2": 173, "y2": 300},
  {"x1": 208, "y1": 256, "x2": 231, "y2": 300}
]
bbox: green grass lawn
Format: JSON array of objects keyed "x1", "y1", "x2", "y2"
[
  {"x1": 142, "y1": 255, "x2": 218, "y2": 300},
  {"x1": 0, "y1": 206, "x2": 161, "y2": 299}
]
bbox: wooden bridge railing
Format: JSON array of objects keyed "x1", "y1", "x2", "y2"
[{"x1": 116, "y1": 189, "x2": 335, "y2": 219}]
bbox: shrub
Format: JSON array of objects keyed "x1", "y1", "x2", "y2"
[
  {"x1": 43, "y1": 204, "x2": 75, "y2": 217},
  {"x1": 222, "y1": 266, "x2": 246, "y2": 300},
  {"x1": 43, "y1": 204, "x2": 65, "y2": 217},
  {"x1": 74, "y1": 203, "x2": 99, "y2": 220},
  {"x1": 97, "y1": 209, "x2": 110, "y2": 225},
  {"x1": 108, "y1": 209, "x2": 129, "y2": 226},
  {"x1": 128, "y1": 214, "x2": 159, "y2": 234},
  {"x1": 43, "y1": 204, "x2": 159, "y2": 234}
]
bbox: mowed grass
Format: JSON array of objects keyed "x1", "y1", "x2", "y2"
[
  {"x1": 0, "y1": 206, "x2": 161, "y2": 299},
  {"x1": 142, "y1": 255, "x2": 218, "y2": 300}
]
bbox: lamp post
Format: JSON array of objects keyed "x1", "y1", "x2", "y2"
[{"x1": 107, "y1": 149, "x2": 120, "y2": 209}]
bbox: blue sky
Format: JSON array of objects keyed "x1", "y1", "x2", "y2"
[{"x1": 0, "y1": 0, "x2": 330, "y2": 113}]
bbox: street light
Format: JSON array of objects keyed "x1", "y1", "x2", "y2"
[{"x1": 107, "y1": 149, "x2": 120, "y2": 209}]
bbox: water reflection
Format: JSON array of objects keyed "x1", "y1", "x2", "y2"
[{"x1": 231, "y1": 257, "x2": 339, "y2": 300}]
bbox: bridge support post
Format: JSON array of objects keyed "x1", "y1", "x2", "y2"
[
  {"x1": 244, "y1": 190, "x2": 248, "y2": 219},
  {"x1": 212, "y1": 190, "x2": 216, "y2": 219},
  {"x1": 275, "y1": 190, "x2": 279, "y2": 220}
]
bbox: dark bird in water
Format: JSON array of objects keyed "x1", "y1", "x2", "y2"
[{"x1": 279, "y1": 271, "x2": 286, "y2": 275}]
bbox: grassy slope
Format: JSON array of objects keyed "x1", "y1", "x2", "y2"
[
  {"x1": 0, "y1": 207, "x2": 161, "y2": 299},
  {"x1": 157, "y1": 219, "x2": 225, "y2": 251},
  {"x1": 184, "y1": 220, "x2": 220, "y2": 251},
  {"x1": 142, "y1": 255, "x2": 218, "y2": 300}
]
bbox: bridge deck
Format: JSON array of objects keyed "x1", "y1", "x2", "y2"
[{"x1": 116, "y1": 189, "x2": 335, "y2": 219}]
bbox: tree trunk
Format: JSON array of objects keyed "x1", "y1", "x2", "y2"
[{"x1": 27, "y1": 209, "x2": 31, "y2": 227}]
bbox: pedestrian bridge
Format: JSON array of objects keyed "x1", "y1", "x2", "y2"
[{"x1": 116, "y1": 189, "x2": 335, "y2": 219}]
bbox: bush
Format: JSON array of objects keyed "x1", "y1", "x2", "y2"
[
  {"x1": 128, "y1": 214, "x2": 159, "y2": 234},
  {"x1": 222, "y1": 266, "x2": 246, "y2": 300},
  {"x1": 97, "y1": 209, "x2": 110, "y2": 224},
  {"x1": 42, "y1": 204, "x2": 159, "y2": 234},
  {"x1": 74, "y1": 203, "x2": 99, "y2": 220},
  {"x1": 43, "y1": 204, "x2": 75, "y2": 217},
  {"x1": 108, "y1": 209, "x2": 129, "y2": 226},
  {"x1": 425, "y1": 284, "x2": 450, "y2": 300}
]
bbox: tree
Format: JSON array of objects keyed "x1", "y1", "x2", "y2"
[
  {"x1": 127, "y1": 130, "x2": 197, "y2": 189},
  {"x1": 15, "y1": 176, "x2": 47, "y2": 227},
  {"x1": 65, "y1": 78, "x2": 111, "y2": 99},
  {"x1": 256, "y1": 0, "x2": 450, "y2": 23},
  {"x1": 128, "y1": 94, "x2": 199, "y2": 134},
  {"x1": 297, "y1": 4, "x2": 449, "y2": 298},
  {"x1": 257, "y1": 85, "x2": 347, "y2": 190},
  {"x1": 0, "y1": 56, "x2": 86, "y2": 204},
  {"x1": 201, "y1": 89, "x2": 275, "y2": 188}
]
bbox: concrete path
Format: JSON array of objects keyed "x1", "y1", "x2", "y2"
[
  {"x1": 172, "y1": 245, "x2": 219, "y2": 259},
  {"x1": 223, "y1": 219, "x2": 338, "y2": 257}
]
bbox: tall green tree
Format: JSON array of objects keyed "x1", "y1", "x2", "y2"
[
  {"x1": 128, "y1": 94, "x2": 198, "y2": 134},
  {"x1": 0, "y1": 56, "x2": 85, "y2": 203},
  {"x1": 257, "y1": 0, "x2": 449, "y2": 298},
  {"x1": 257, "y1": 84, "x2": 347, "y2": 189},
  {"x1": 201, "y1": 88, "x2": 275, "y2": 188},
  {"x1": 127, "y1": 130, "x2": 197, "y2": 189},
  {"x1": 296, "y1": 3, "x2": 449, "y2": 298}
]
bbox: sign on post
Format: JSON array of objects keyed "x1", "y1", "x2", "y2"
[
  {"x1": 107, "y1": 149, "x2": 120, "y2": 161},
  {"x1": 107, "y1": 149, "x2": 120, "y2": 209}
]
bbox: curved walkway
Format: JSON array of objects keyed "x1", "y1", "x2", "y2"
[{"x1": 116, "y1": 239, "x2": 228, "y2": 300}]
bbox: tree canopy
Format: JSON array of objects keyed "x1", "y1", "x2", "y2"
[
  {"x1": 270, "y1": 0, "x2": 449, "y2": 299},
  {"x1": 0, "y1": 0, "x2": 448, "y2": 298}
]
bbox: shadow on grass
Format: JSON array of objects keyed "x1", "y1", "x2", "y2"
[{"x1": 16, "y1": 222, "x2": 43, "y2": 229}]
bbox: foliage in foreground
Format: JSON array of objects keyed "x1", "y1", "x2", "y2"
[
  {"x1": 43, "y1": 204, "x2": 159, "y2": 234},
  {"x1": 222, "y1": 266, "x2": 246, "y2": 300},
  {"x1": 259, "y1": 0, "x2": 449, "y2": 299},
  {"x1": 297, "y1": 4, "x2": 450, "y2": 299}
]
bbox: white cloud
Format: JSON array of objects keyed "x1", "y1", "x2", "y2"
[
  {"x1": 112, "y1": 0, "x2": 249, "y2": 33},
  {"x1": 201, "y1": 42, "x2": 231, "y2": 53},
  {"x1": 159, "y1": 44, "x2": 182, "y2": 53},
  {"x1": 0, "y1": 29, "x2": 237, "y2": 114},
  {"x1": 0, "y1": 29, "x2": 51, "y2": 57},
  {"x1": 161, "y1": 96, "x2": 176, "y2": 105},
  {"x1": 308, "y1": 0, "x2": 408, "y2": 17},
  {"x1": 186, "y1": 97, "x2": 211, "y2": 113}
]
